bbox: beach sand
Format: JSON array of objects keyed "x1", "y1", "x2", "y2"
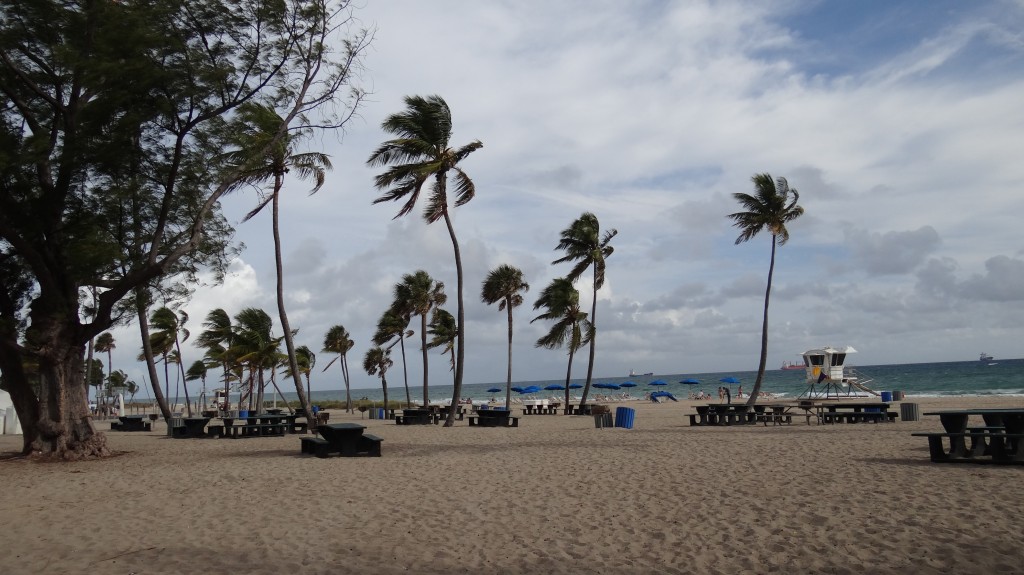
[{"x1": 2, "y1": 396, "x2": 1022, "y2": 575}]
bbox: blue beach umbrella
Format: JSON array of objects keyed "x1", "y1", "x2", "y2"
[
  {"x1": 511, "y1": 386, "x2": 525, "y2": 393},
  {"x1": 649, "y1": 380, "x2": 668, "y2": 386},
  {"x1": 720, "y1": 377, "x2": 740, "y2": 384},
  {"x1": 620, "y1": 382, "x2": 638, "y2": 388},
  {"x1": 487, "y1": 387, "x2": 502, "y2": 393},
  {"x1": 522, "y1": 385, "x2": 543, "y2": 394},
  {"x1": 569, "y1": 383, "x2": 584, "y2": 389},
  {"x1": 544, "y1": 384, "x2": 566, "y2": 391},
  {"x1": 679, "y1": 378, "x2": 700, "y2": 385}
]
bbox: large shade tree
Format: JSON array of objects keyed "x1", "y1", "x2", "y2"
[
  {"x1": 727, "y1": 173, "x2": 804, "y2": 404},
  {"x1": 531, "y1": 278, "x2": 592, "y2": 409},
  {"x1": 481, "y1": 264, "x2": 529, "y2": 408},
  {"x1": 368, "y1": 95, "x2": 482, "y2": 427},
  {"x1": 553, "y1": 213, "x2": 616, "y2": 408},
  {"x1": 374, "y1": 306, "x2": 414, "y2": 407},
  {"x1": 0, "y1": 0, "x2": 371, "y2": 458},
  {"x1": 426, "y1": 308, "x2": 457, "y2": 385}
]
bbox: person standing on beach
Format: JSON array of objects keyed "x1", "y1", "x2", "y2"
[{"x1": 724, "y1": 387, "x2": 731, "y2": 404}]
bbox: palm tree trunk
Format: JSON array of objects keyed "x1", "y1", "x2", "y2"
[
  {"x1": 420, "y1": 313, "x2": 429, "y2": 406},
  {"x1": 173, "y1": 339, "x2": 192, "y2": 417},
  {"x1": 441, "y1": 210, "x2": 465, "y2": 427},
  {"x1": 505, "y1": 303, "x2": 513, "y2": 409},
  {"x1": 748, "y1": 236, "x2": 777, "y2": 405},
  {"x1": 579, "y1": 276, "x2": 599, "y2": 407},
  {"x1": 400, "y1": 337, "x2": 411, "y2": 407},
  {"x1": 270, "y1": 180, "x2": 316, "y2": 425},
  {"x1": 563, "y1": 348, "x2": 576, "y2": 414},
  {"x1": 135, "y1": 292, "x2": 172, "y2": 421},
  {"x1": 341, "y1": 354, "x2": 352, "y2": 412}
]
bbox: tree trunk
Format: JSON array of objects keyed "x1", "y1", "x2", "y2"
[
  {"x1": 342, "y1": 353, "x2": 353, "y2": 412},
  {"x1": 400, "y1": 337, "x2": 410, "y2": 408},
  {"x1": 8, "y1": 309, "x2": 110, "y2": 458},
  {"x1": 136, "y1": 291, "x2": 172, "y2": 421},
  {"x1": 442, "y1": 210, "x2": 465, "y2": 427},
  {"x1": 505, "y1": 302, "x2": 513, "y2": 409},
  {"x1": 747, "y1": 236, "x2": 777, "y2": 405},
  {"x1": 381, "y1": 375, "x2": 389, "y2": 411},
  {"x1": 563, "y1": 347, "x2": 576, "y2": 414},
  {"x1": 579, "y1": 271, "x2": 598, "y2": 407},
  {"x1": 271, "y1": 181, "x2": 315, "y2": 425},
  {"x1": 420, "y1": 312, "x2": 429, "y2": 406},
  {"x1": 173, "y1": 338, "x2": 192, "y2": 416}
]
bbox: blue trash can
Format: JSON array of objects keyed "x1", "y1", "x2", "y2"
[
  {"x1": 377, "y1": 408, "x2": 385, "y2": 419},
  {"x1": 238, "y1": 410, "x2": 249, "y2": 418},
  {"x1": 880, "y1": 391, "x2": 893, "y2": 402},
  {"x1": 614, "y1": 406, "x2": 635, "y2": 429},
  {"x1": 311, "y1": 405, "x2": 320, "y2": 414}
]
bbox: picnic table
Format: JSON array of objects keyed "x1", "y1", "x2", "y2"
[
  {"x1": 817, "y1": 402, "x2": 896, "y2": 424},
  {"x1": 110, "y1": 415, "x2": 151, "y2": 432},
  {"x1": 172, "y1": 417, "x2": 210, "y2": 438},
  {"x1": 468, "y1": 408, "x2": 519, "y2": 427},
  {"x1": 687, "y1": 404, "x2": 755, "y2": 426},
  {"x1": 395, "y1": 408, "x2": 434, "y2": 425},
  {"x1": 521, "y1": 400, "x2": 559, "y2": 415},
  {"x1": 914, "y1": 408, "x2": 1024, "y2": 464},
  {"x1": 563, "y1": 403, "x2": 594, "y2": 416},
  {"x1": 300, "y1": 423, "x2": 382, "y2": 458}
]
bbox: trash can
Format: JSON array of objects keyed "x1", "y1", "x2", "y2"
[
  {"x1": 900, "y1": 403, "x2": 920, "y2": 422},
  {"x1": 593, "y1": 413, "x2": 613, "y2": 428},
  {"x1": 614, "y1": 406, "x2": 635, "y2": 429},
  {"x1": 238, "y1": 410, "x2": 249, "y2": 418},
  {"x1": 880, "y1": 391, "x2": 893, "y2": 402},
  {"x1": 368, "y1": 408, "x2": 377, "y2": 420},
  {"x1": 377, "y1": 408, "x2": 385, "y2": 420},
  {"x1": 892, "y1": 390, "x2": 905, "y2": 401},
  {"x1": 166, "y1": 417, "x2": 183, "y2": 436}
]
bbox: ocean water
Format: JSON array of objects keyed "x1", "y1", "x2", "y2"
[{"x1": 276, "y1": 358, "x2": 1024, "y2": 405}]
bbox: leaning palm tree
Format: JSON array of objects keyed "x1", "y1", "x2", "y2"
[
  {"x1": 323, "y1": 325, "x2": 356, "y2": 412},
  {"x1": 93, "y1": 332, "x2": 115, "y2": 416},
  {"x1": 531, "y1": 278, "x2": 592, "y2": 409},
  {"x1": 727, "y1": 173, "x2": 805, "y2": 405},
  {"x1": 294, "y1": 345, "x2": 316, "y2": 409},
  {"x1": 196, "y1": 309, "x2": 235, "y2": 405},
  {"x1": 185, "y1": 360, "x2": 208, "y2": 413},
  {"x1": 373, "y1": 309, "x2": 414, "y2": 407},
  {"x1": 427, "y1": 308, "x2": 457, "y2": 385},
  {"x1": 393, "y1": 270, "x2": 446, "y2": 406},
  {"x1": 223, "y1": 102, "x2": 329, "y2": 424},
  {"x1": 481, "y1": 264, "x2": 529, "y2": 408},
  {"x1": 149, "y1": 307, "x2": 193, "y2": 416},
  {"x1": 553, "y1": 213, "x2": 616, "y2": 408},
  {"x1": 368, "y1": 95, "x2": 482, "y2": 427},
  {"x1": 363, "y1": 346, "x2": 394, "y2": 411}
]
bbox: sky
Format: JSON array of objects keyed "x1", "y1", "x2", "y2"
[{"x1": 102, "y1": 0, "x2": 1024, "y2": 393}]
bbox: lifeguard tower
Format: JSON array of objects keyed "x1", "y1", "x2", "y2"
[{"x1": 799, "y1": 346, "x2": 878, "y2": 398}]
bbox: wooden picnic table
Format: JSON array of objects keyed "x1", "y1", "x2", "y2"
[
  {"x1": 111, "y1": 415, "x2": 151, "y2": 432},
  {"x1": 301, "y1": 423, "x2": 382, "y2": 457},
  {"x1": 396, "y1": 408, "x2": 434, "y2": 425},
  {"x1": 468, "y1": 409, "x2": 519, "y2": 427},
  {"x1": 817, "y1": 402, "x2": 895, "y2": 424},
  {"x1": 915, "y1": 408, "x2": 1024, "y2": 464},
  {"x1": 179, "y1": 417, "x2": 210, "y2": 438}
]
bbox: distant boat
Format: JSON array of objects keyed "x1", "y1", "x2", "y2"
[
  {"x1": 980, "y1": 352, "x2": 994, "y2": 361},
  {"x1": 781, "y1": 360, "x2": 805, "y2": 371},
  {"x1": 629, "y1": 368, "x2": 654, "y2": 377}
]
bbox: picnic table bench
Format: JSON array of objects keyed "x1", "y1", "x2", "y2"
[
  {"x1": 468, "y1": 409, "x2": 519, "y2": 427},
  {"x1": 395, "y1": 408, "x2": 434, "y2": 425},
  {"x1": 913, "y1": 409, "x2": 1024, "y2": 464},
  {"x1": 110, "y1": 415, "x2": 151, "y2": 432},
  {"x1": 299, "y1": 423, "x2": 382, "y2": 458},
  {"x1": 817, "y1": 402, "x2": 897, "y2": 424},
  {"x1": 686, "y1": 404, "x2": 756, "y2": 426}
]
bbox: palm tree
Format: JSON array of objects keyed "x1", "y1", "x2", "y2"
[
  {"x1": 294, "y1": 345, "x2": 316, "y2": 409},
  {"x1": 185, "y1": 360, "x2": 208, "y2": 412},
  {"x1": 727, "y1": 173, "x2": 804, "y2": 405},
  {"x1": 368, "y1": 95, "x2": 482, "y2": 427},
  {"x1": 323, "y1": 325, "x2": 356, "y2": 412},
  {"x1": 363, "y1": 346, "x2": 393, "y2": 411},
  {"x1": 531, "y1": 278, "x2": 592, "y2": 408},
  {"x1": 427, "y1": 308, "x2": 457, "y2": 384},
  {"x1": 223, "y1": 102, "x2": 329, "y2": 424},
  {"x1": 150, "y1": 307, "x2": 193, "y2": 416},
  {"x1": 393, "y1": 270, "x2": 446, "y2": 406},
  {"x1": 196, "y1": 309, "x2": 235, "y2": 405},
  {"x1": 481, "y1": 264, "x2": 529, "y2": 408},
  {"x1": 93, "y1": 332, "x2": 115, "y2": 416},
  {"x1": 231, "y1": 307, "x2": 281, "y2": 412},
  {"x1": 553, "y1": 213, "x2": 616, "y2": 407},
  {"x1": 374, "y1": 307, "x2": 414, "y2": 407}
]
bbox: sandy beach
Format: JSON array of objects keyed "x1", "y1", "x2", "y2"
[{"x1": 2, "y1": 396, "x2": 1022, "y2": 575}]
